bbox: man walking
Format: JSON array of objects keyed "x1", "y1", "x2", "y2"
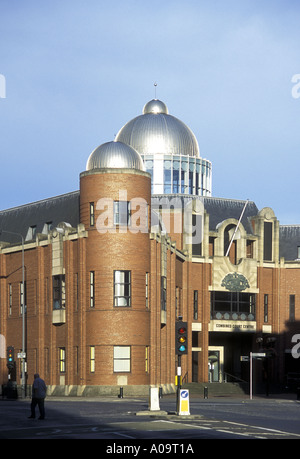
[{"x1": 28, "y1": 374, "x2": 47, "y2": 420}]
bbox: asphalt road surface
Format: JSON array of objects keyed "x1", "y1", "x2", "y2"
[{"x1": 0, "y1": 394, "x2": 299, "y2": 443}]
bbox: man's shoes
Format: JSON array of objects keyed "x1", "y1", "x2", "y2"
[
  {"x1": 28, "y1": 416, "x2": 35, "y2": 419},
  {"x1": 38, "y1": 416, "x2": 44, "y2": 420}
]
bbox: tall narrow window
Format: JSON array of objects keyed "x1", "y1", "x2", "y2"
[
  {"x1": 20, "y1": 281, "x2": 26, "y2": 315},
  {"x1": 8, "y1": 284, "x2": 12, "y2": 316},
  {"x1": 173, "y1": 169, "x2": 179, "y2": 193},
  {"x1": 53, "y1": 275, "x2": 65, "y2": 310},
  {"x1": 114, "y1": 270, "x2": 131, "y2": 306},
  {"x1": 264, "y1": 294, "x2": 268, "y2": 323},
  {"x1": 146, "y1": 272, "x2": 149, "y2": 309},
  {"x1": 113, "y1": 201, "x2": 131, "y2": 226},
  {"x1": 59, "y1": 347, "x2": 66, "y2": 373},
  {"x1": 161, "y1": 276, "x2": 167, "y2": 311},
  {"x1": 90, "y1": 271, "x2": 95, "y2": 308},
  {"x1": 90, "y1": 202, "x2": 95, "y2": 226},
  {"x1": 193, "y1": 290, "x2": 198, "y2": 320},
  {"x1": 289, "y1": 294, "x2": 295, "y2": 322},
  {"x1": 264, "y1": 222, "x2": 273, "y2": 261},
  {"x1": 90, "y1": 346, "x2": 95, "y2": 373},
  {"x1": 113, "y1": 346, "x2": 131, "y2": 372},
  {"x1": 145, "y1": 346, "x2": 150, "y2": 373}
]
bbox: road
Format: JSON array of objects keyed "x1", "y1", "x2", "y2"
[{"x1": 0, "y1": 394, "x2": 299, "y2": 443}]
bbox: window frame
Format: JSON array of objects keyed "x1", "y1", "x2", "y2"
[
  {"x1": 113, "y1": 346, "x2": 131, "y2": 373},
  {"x1": 114, "y1": 270, "x2": 131, "y2": 307}
]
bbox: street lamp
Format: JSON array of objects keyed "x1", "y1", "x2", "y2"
[{"x1": 0, "y1": 230, "x2": 26, "y2": 398}]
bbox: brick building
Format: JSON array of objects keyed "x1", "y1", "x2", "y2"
[{"x1": 0, "y1": 99, "x2": 299, "y2": 396}]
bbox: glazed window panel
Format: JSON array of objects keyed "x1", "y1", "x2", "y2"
[
  {"x1": 113, "y1": 201, "x2": 131, "y2": 226},
  {"x1": 211, "y1": 291, "x2": 256, "y2": 321},
  {"x1": 90, "y1": 271, "x2": 95, "y2": 308},
  {"x1": 53, "y1": 275, "x2": 65, "y2": 310},
  {"x1": 113, "y1": 346, "x2": 131, "y2": 372},
  {"x1": 90, "y1": 202, "x2": 95, "y2": 226},
  {"x1": 59, "y1": 347, "x2": 66, "y2": 373},
  {"x1": 90, "y1": 346, "x2": 95, "y2": 373},
  {"x1": 289, "y1": 295, "x2": 295, "y2": 322},
  {"x1": 114, "y1": 270, "x2": 131, "y2": 307}
]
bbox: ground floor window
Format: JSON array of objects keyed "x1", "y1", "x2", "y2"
[
  {"x1": 59, "y1": 347, "x2": 66, "y2": 373},
  {"x1": 211, "y1": 291, "x2": 255, "y2": 321},
  {"x1": 113, "y1": 346, "x2": 131, "y2": 372}
]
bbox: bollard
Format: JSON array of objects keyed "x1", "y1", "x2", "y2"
[
  {"x1": 204, "y1": 386, "x2": 208, "y2": 399},
  {"x1": 118, "y1": 387, "x2": 123, "y2": 399},
  {"x1": 159, "y1": 387, "x2": 163, "y2": 398}
]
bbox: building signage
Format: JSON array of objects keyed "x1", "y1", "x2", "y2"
[{"x1": 209, "y1": 320, "x2": 256, "y2": 332}]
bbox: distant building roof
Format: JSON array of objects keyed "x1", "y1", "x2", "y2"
[
  {"x1": 0, "y1": 191, "x2": 80, "y2": 243},
  {"x1": 279, "y1": 225, "x2": 300, "y2": 261},
  {"x1": 0, "y1": 191, "x2": 299, "y2": 261}
]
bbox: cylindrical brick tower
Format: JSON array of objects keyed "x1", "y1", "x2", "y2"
[{"x1": 79, "y1": 141, "x2": 151, "y2": 390}]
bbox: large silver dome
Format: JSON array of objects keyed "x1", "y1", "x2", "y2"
[
  {"x1": 86, "y1": 141, "x2": 145, "y2": 171},
  {"x1": 115, "y1": 99, "x2": 200, "y2": 157}
]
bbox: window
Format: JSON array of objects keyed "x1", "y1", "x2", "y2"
[
  {"x1": 8, "y1": 284, "x2": 12, "y2": 316},
  {"x1": 264, "y1": 222, "x2": 273, "y2": 261},
  {"x1": 90, "y1": 202, "x2": 95, "y2": 226},
  {"x1": 175, "y1": 286, "x2": 182, "y2": 319},
  {"x1": 53, "y1": 275, "x2": 65, "y2": 310},
  {"x1": 113, "y1": 201, "x2": 131, "y2": 226},
  {"x1": 26, "y1": 225, "x2": 36, "y2": 241},
  {"x1": 113, "y1": 346, "x2": 130, "y2": 372},
  {"x1": 188, "y1": 171, "x2": 193, "y2": 194},
  {"x1": 114, "y1": 270, "x2": 131, "y2": 307},
  {"x1": 90, "y1": 271, "x2": 95, "y2": 308},
  {"x1": 173, "y1": 169, "x2": 179, "y2": 193},
  {"x1": 211, "y1": 291, "x2": 256, "y2": 321},
  {"x1": 264, "y1": 294, "x2": 268, "y2": 323},
  {"x1": 20, "y1": 281, "x2": 26, "y2": 315},
  {"x1": 59, "y1": 347, "x2": 66, "y2": 373},
  {"x1": 42, "y1": 221, "x2": 52, "y2": 234},
  {"x1": 90, "y1": 346, "x2": 95, "y2": 373},
  {"x1": 146, "y1": 272, "x2": 149, "y2": 309},
  {"x1": 161, "y1": 276, "x2": 167, "y2": 311},
  {"x1": 145, "y1": 346, "x2": 150, "y2": 373},
  {"x1": 224, "y1": 224, "x2": 237, "y2": 264},
  {"x1": 289, "y1": 295, "x2": 295, "y2": 322},
  {"x1": 192, "y1": 214, "x2": 202, "y2": 256},
  {"x1": 193, "y1": 290, "x2": 198, "y2": 320},
  {"x1": 164, "y1": 168, "x2": 172, "y2": 193},
  {"x1": 247, "y1": 240, "x2": 254, "y2": 258}
]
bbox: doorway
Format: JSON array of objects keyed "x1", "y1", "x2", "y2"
[{"x1": 208, "y1": 346, "x2": 224, "y2": 382}]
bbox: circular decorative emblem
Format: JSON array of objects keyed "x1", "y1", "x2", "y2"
[{"x1": 221, "y1": 272, "x2": 250, "y2": 292}]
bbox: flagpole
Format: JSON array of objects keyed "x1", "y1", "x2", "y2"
[{"x1": 225, "y1": 199, "x2": 249, "y2": 257}]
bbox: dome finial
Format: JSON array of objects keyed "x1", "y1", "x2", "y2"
[{"x1": 154, "y1": 82, "x2": 158, "y2": 99}]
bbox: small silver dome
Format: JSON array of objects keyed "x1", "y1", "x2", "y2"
[
  {"x1": 115, "y1": 99, "x2": 200, "y2": 157},
  {"x1": 86, "y1": 141, "x2": 145, "y2": 171},
  {"x1": 143, "y1": 99, "x2": 168, "y2": 114}
]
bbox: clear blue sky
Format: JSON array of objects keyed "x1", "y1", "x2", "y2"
[{"x1": 0, "y1": 0, "x2": 300, "y2": 224}]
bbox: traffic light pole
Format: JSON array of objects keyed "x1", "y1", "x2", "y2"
[{"x1": 176, "y1": 355, "x2": 181, "y2": 413}]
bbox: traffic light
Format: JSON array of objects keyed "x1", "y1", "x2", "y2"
[
  {"x1": 7, "y1": 346, "x2": 14, "y2": 370},
  {"x1": 175, "y1": 321, "x2": 188, "y2": 355}
]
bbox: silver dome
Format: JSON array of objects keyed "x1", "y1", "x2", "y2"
[
  {"x1": 115, "y1": 99, "x2": 200, "y2": 157},
  {"x1": 143, "y1": 99, "x2": 168, "y2": 114},
  {"x1": 86, "y1": 141, "x2": 145, "y2": 171}
]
